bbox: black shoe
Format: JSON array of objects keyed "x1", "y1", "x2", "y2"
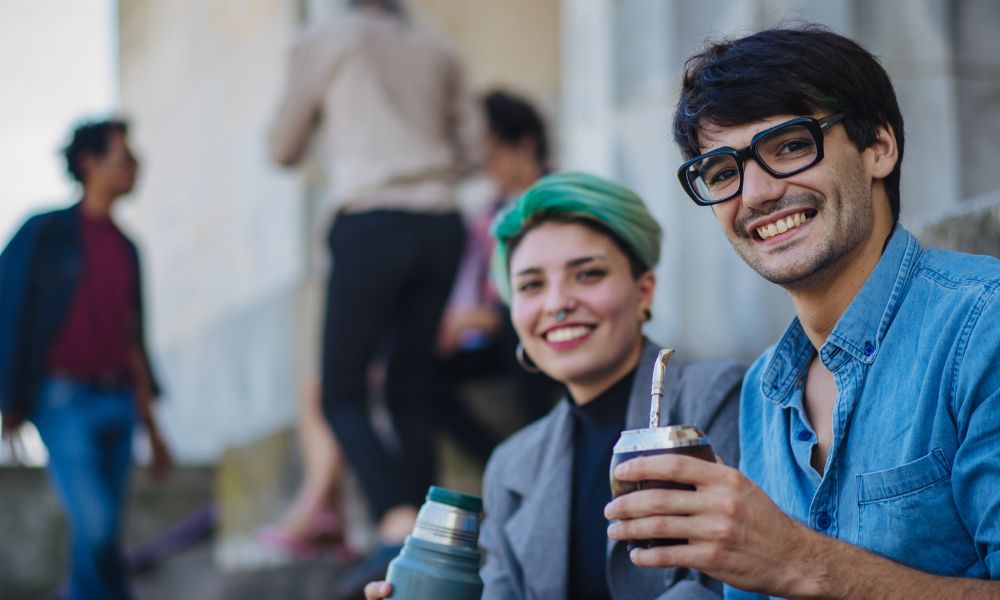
[{"x1": 331, "y1": 543, "x2": 402, "y2": 600}]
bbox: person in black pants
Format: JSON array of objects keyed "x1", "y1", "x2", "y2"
[
  {"x1": 267, "y1": 1, "x2": 483, "y2": 595},
  {"x1": 322, "y1": 210, "x2": 464, "y2": 518}
]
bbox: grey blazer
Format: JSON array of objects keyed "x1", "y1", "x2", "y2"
[{"x1": 480, "y1": 340, "x2": 744, "y2": 600}]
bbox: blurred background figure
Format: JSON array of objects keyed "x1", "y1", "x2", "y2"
[
  {"x1": 0, "y1": 118, "x2": 173, "y2": 600},
  {"x1": 267, "y1": 0, "x2": 484, "y2": 595},
  {"x1": 257, "y1": 90, "x2": 561, "y2": 562},
  {"x1": 256, "y1": 376, "x2": 354, "y2": 561},
  {"x1": 433, "y1": 90, "x2": 562, "y2": 462}
]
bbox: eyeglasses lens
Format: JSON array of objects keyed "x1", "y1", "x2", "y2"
[
  {"x1": 755, "y1": 124, "x2": 819, "y2": 175},
  {"x1": 685, "y1": 122, "x2": 820, "y2": 204},
  {"x1": 687, "y1": 154, "x2": 740, "y2": 204}
]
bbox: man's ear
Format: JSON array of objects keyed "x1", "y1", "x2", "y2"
[
  {"x1": 516, "y1": 136, "x2": 539, "y2": 160},
  {"x1": 868, "y1": 122, "x2": 899, "y2": 180},
  {"x1": 78, "y1": 151, "x2": 100, "y2": 180}
]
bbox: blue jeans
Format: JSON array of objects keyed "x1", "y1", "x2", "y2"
[{"x1": 32, "y1": 377, "x2": 136, "y2": 600}]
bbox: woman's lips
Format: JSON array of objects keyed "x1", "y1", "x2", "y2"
[{"x1": 542, "y1": 324, "x2": 595, "y2": 349}]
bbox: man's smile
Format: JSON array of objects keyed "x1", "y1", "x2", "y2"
[{"x1": 753, "y1": 209, "x2": 816, "y2": 241}]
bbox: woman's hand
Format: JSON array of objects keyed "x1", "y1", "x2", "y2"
[{"x1": 363, "y1": 581, "x2": 392, "y2": 599}]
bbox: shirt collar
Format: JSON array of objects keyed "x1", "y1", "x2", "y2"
[{"x1": 760, "y1": 225, "x2": 922, "y2": 405}]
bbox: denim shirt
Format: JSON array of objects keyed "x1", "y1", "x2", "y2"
[{"x1": 727, "y1": 226, "x2": 1000, "y2": 599}]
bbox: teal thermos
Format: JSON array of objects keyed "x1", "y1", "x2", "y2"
[{"x1": 385, "y1": 486, "x2": 484, "y2": 600}]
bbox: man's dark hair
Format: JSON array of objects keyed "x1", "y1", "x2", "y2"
[
  {"x1": 63, "y1": 118, "x2": 129, "y2": 184},
  {"x1": 483, "y1": 90, "x2": 549, "y2": 167},
  {"x1": 673, "y1": 25, "x2": 905, "y2": 223}
]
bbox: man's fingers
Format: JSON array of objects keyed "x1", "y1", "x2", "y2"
[
  {"x1": 605, "y1": 488, "x2": 701, "y2": 520},
  {"x1": 364, "y1": 581, "x2": 392, "y2": 599},
  {"x1": 608, "y1": 513, "x2": 731, "y2": 545},
  {"x1": 628, "y1": 540, "x2": 720, "y2": 570},
  {"x1": 613, "y1": 453, "x2": 728, "y2": 485}
]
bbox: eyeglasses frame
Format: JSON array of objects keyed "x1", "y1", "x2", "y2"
[{"x1": 677, "y1": 113, "x2": 846, "y2": 206}]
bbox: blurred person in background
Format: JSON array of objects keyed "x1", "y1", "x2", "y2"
[
  {"x1": 256, "y1": 376, "x2": 355, "y2": 560},
  {"x1": 0, "y1": 118, "x2": 173, "y2": 600},
  {"x1": 367, "y1": 172, "x2": 744, "y2": 600},
  {"x1": 259, "y1": 91, "x2": 555, "y2": 559},
  {"x1": 267, "y1": 0, "x2": 483, "y2": 594},
  {"x1": 433, "y1": 90, "x2": 562, "y2": 463}
]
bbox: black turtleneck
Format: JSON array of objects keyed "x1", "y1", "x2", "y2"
[{"x1": 567, "y1": 368, "x2": 634, "y2": 600}]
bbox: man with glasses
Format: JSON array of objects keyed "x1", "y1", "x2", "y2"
[{"x1": 606, "y1": 26, "x2": 1000, "y2": 598}]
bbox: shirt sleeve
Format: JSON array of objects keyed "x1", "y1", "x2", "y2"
[
  {"x1": 724, "y1": 584, "x2": 770, "y2": 599},
  {"x1": 0, "y1": 217, "x2": 40, "y2": 416},
  {"x1": 267, "y1": 26, "x2": 347, "y2": 167},
  {"x1": 443, "y1": 51, "x2": 485, "y2": 172},
  {"x1": 951, "y1": 286, "x2": 1000, "y2": 577}
]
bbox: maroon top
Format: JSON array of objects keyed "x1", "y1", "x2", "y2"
[{"x1": 46, "y1": 213, "x2": 137, "y2": 383}]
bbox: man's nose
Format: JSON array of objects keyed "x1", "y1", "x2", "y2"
[{"x1": 740, "y1": 159, "x2": 786, "y2": 212}]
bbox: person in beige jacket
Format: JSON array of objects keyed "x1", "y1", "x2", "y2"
[{"x1": 268, "y1": 0, "x2": 483, "y2": 595}]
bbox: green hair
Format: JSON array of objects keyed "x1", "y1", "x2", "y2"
[{"x1": 490, "y1": 171, "x2": 662, "y2": 303}]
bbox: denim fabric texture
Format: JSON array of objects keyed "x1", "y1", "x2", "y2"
[
  {"x1": 727, "y1": 226, "x2": 1000, "y2": 599},
  {"x1": 32, "y1": 377, "x2": 136, "y2": 600}
]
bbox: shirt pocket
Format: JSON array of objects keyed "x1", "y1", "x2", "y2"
[{"x1": 856, "y1": 449, "x2": 978, "y2": 575}]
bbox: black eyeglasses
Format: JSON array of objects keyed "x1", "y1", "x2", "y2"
[{"x1": 677, "y1": 113, "x2": 845, "y2": 206}]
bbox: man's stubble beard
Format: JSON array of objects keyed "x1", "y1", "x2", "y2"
[{"x1": 730, "y1": 170, "x2": 874, "y2": 291}]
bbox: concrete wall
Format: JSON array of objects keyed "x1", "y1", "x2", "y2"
[{"x1": 118, "y1": 0, "x2": 307, "y2": 461}]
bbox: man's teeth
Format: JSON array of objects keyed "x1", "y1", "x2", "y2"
[
  {"x1": 757, "y1": 212, "x2": 809, "y2": 240},
  {"x1": 546, "y1": 326, "x2": 591, "y2": 343}
]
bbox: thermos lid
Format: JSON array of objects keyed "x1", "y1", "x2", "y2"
[
  {"x1": 427, "y1": 486, "x2": 483, "y2": 514},
  {"x1": 613, "y1": 425, "x2": 709, "y2": 453}
]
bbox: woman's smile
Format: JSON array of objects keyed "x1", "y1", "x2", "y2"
[
  {"x1": 508, "y1": 221, "x2": 654, "y2": 403},
  {"x1": 542, "y1": 323, "x2": 596, "y2": 348}
]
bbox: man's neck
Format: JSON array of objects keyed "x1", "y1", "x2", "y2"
[
  {"x1": 506, "y1": 161, "x2": 544, "y2": 197},
  {"x1": 80, "y1": 188, "x2": 116, "y2": 220},
  {"x1": 788, "y1": 223, "x2": 893, "y2": 350}
]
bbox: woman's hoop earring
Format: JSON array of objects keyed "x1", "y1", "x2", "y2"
[{"x1": 515, "y1": 342, "x2": 540, "y2": 373}]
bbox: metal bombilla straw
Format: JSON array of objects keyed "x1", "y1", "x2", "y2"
[{"x1": 649, "y1": 348, "x2": 676, "y2": 428}]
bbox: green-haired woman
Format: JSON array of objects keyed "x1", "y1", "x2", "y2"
[{"x1": 367, "y1": 172, "x2": 744, "y2": 599}]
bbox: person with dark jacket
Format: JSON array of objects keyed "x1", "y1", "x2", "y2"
[{"x1": 0, "y1": 118, "x2": 172, "y2": 600}]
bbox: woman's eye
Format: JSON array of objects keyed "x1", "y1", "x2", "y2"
[
  {"x1": 577, "y1": 268, "x2": 607, "y2": 282},
  {"x1": 516, "y1": 279, "x2": 542, "y2": 293}
]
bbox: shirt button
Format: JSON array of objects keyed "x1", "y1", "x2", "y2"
[
  {"x1": 796, "y1": 430, "x2": 812, "y2": 441},
  {"x1": 863, "y1": 341, "x2": 875, "y2": 356},
  {"x1": 817, "y1": 512, "x2": 833, "y2": 530}
]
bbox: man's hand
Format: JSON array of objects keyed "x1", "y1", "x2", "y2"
[
  {"x1": 1, "y1": 412, "x2": 25, "y2": 440},
  {"x1": 435, "y1": 307, "x2": 502, "y2": 357},
  {"x1": 604, "y1": 453, "x2": 824, "y2": 597},
  {"x1": 364, "y1": 581, "x2": 392, "y2": 599},
  {"x1": 147, "y1": 427, "x2": 174, "y2": 480},
  {"x1": 1, "y1": 413, "x2": 26, "y2": 463}
]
